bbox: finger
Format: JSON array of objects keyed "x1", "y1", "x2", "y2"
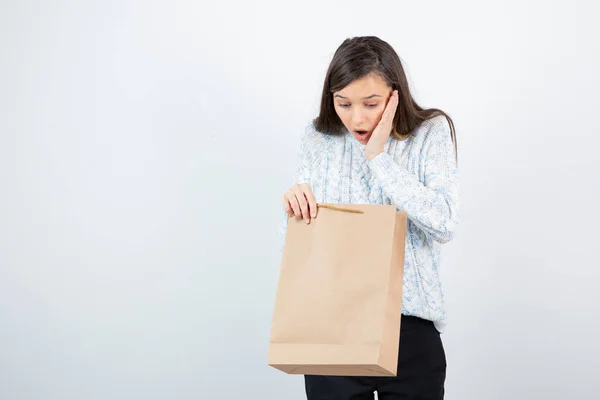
[
  {"x1": 387, "y1": 92, "x2": 398, "y2": 112},
  {"x1": 386, "y1": 90, "x2": 398, "y2": 107},
  {"x1": 281, "y1": 194, "x2": 292, "y2": 215},
  {"x1": 378, "y1": 109, "x2": 393, "y2": 128},
  {"x1": 383, "y1": 94, "x2": 398, "y2": 122},
  {"x1": 301, "y1": 184, "x2": 318, "y2": 218},
  {"x1": 292, "y1": 185, "x2": 310, "y2": 222},
  {"x1": 286, "y1": 191, "x2": 302, "y2": 220}
]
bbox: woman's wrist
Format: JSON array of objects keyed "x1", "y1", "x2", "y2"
[{"x1": 365, "y1": 147, "x2": 384, "y2": 161}]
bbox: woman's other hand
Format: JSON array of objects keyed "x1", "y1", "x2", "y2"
[{"x1": 282, "y1": 183, "x2": 317, "y2": 224}]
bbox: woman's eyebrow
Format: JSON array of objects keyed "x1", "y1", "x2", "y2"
[{"x1": 334, "y1": 94, "x2": 382, "y2": 99}]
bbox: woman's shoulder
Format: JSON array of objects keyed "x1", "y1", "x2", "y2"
[
  {"x1": 409, "y1": 114, "x2": 457, "y2": 168},
  {"x1": 299, "y1": 121, "x2": 334, "y2": 151},
  {"x1": 408, "y1": 114, "x2": 453, "y2": 150},
  {"x1": 414, "y1": 114, "x2": 451, "y2": 138},
  {"x1": 303, "y1": 121, "x2": 326, "y2": 140}
]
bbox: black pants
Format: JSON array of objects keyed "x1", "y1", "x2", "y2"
[{"x1": 304, "y1": 315, "x2": 446, "y2": 400}]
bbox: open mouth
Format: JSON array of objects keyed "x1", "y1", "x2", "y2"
[{"x1": 354, "y1": 129, "x2": 369, "y2": 138}]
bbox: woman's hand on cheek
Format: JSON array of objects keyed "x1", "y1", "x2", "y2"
[{"x1": 365, "y1": 90, "x2": 398, "y2": 161}]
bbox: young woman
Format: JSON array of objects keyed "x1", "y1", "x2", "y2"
[{"x1": 279, "y1": 36, "x2": 459, "y2": 400}]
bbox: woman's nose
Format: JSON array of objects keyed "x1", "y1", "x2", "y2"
[{"x1": 351, "y1": 110, "x2": 366, "y2": 126}]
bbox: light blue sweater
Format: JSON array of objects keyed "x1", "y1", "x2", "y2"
[{"x1": 278, "y1": 115, "x2": 460, "y2": 332}]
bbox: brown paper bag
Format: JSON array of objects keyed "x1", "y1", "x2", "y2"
[{"x1": 268, "y1": 203, "x2": 407, "y2": 376}]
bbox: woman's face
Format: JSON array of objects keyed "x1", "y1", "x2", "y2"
[{"x1": 333, "y1": 73, "x2": 393, "y2": 145}]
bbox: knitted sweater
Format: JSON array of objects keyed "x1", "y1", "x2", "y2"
[{"x1": 277, "y1": 115, "x2": 460, "y2": 332}]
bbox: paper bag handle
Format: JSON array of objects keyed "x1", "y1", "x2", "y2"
[{"x1": 288, "y1": 204, "x2": 364, "y2": 218}]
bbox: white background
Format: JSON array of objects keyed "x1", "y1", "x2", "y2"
[{"x1": 1, "y1": 1, "x2": 599, "y2": 399}]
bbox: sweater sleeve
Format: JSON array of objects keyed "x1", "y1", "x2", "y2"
[
  {"x1": 368, "y1": 118, "x2": 460, "y2": 243},
  {"x1": 277, "y1": 124, "x2": 317, "y2": 255}
]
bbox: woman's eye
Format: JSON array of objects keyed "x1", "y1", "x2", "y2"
[
  {"x1": 338, "y1": 104, "x2": 351, "y2": 108},
  {"x1": 366, "y1": 104, "x2": 378, "y2": 108}
]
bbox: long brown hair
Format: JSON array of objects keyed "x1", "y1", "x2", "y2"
[{"x1": 313, "y1": 36, "x2": 457, "y2": 158}]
